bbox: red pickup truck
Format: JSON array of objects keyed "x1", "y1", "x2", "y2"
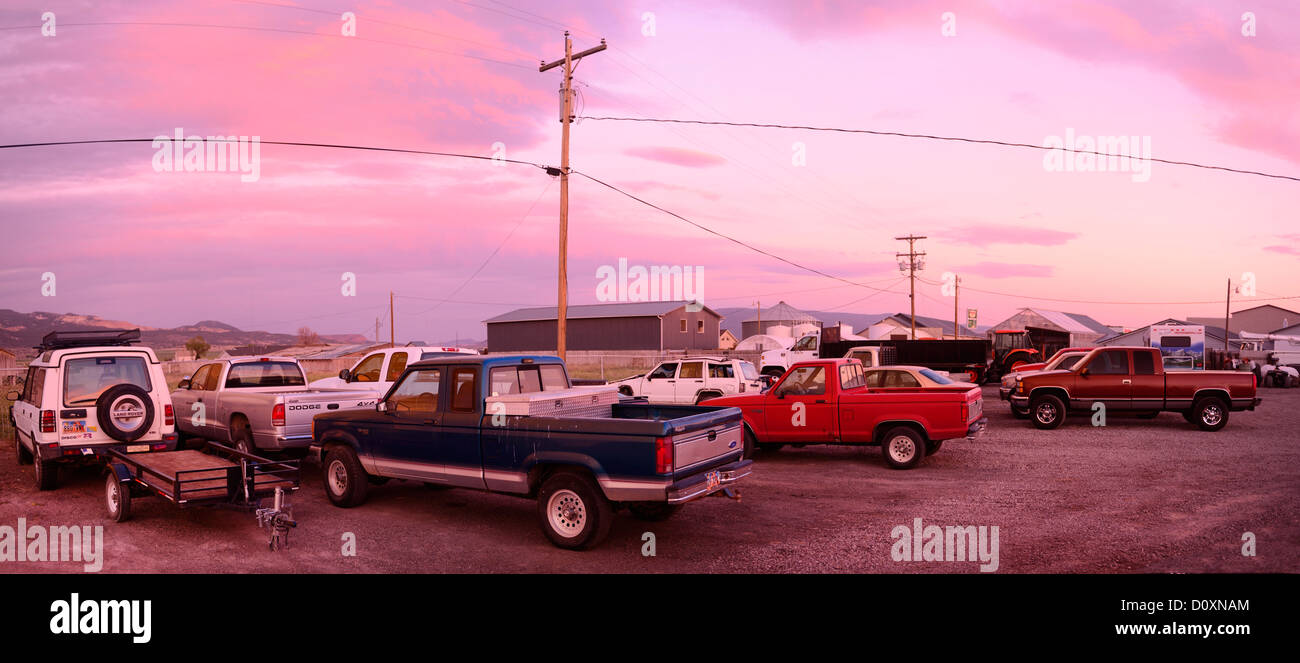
[
  {"x1": 702, "y1": 358, "x2": 986, "y2": 469},
  {"x1": 1008, "y1": 346, "x2": 1260, "y2": 431}
]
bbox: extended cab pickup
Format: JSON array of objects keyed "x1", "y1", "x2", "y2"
[
  {"x1": 1009, "y1": 346, "x2": 1261, "y2": 431},
  {"x1": 311, "y1": 355, "x2": 752, "y2": 550},
  {"x1": 171, "y1": 357, "x2": 377, "y2": 454},
  {"x1": 703, "y1": 358, "x2": 986, "y2": 469}
]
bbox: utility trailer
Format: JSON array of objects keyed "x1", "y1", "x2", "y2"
[{"x1": 101, "y1": 442, "x2": 300, "y2": 550}]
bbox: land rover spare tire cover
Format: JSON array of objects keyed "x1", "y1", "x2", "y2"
[{"x1": 96, "y1": 385, "x2": 155, "y2": 443}]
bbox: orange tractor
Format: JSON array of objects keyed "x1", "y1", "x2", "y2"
[{"x1": 989, "y1": 330, "x2": 1043, "y2": 379}]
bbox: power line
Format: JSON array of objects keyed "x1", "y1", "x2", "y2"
[
  {"x1": 0, "y1": 20, "x2": 534, "y2": 69},
  {"x1": 577, "y1": 116, "x2": 1300, "y2": 184},
  {"x1": 0, "y1": 137, "x2": 553, "y2": 171},
  {"x1": 571, "y1": 169, "x2": 902, "y2": 295}
]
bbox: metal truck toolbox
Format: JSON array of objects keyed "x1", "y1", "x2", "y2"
[{"x1": 486, "y1": 386, "x2": 621, "y2": 417}]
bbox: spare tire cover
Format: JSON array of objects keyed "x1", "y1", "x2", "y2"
[{"x1": 96, "y1": 384, "x2": 155, "y2": 443}]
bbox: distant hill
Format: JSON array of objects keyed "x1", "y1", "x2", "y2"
[{"x1": 0, "y1": 309, "x2": 367, "y2": 357}]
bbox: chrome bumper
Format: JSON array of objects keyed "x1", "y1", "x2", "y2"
[
  {"x1": 966, "y1": 416, "x2": 988, "y2": 439},
  {"x1": 666, "y1": 459, "x2": 753, "y2": 504}
]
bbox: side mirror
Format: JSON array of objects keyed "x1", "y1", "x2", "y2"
[
  {"x1": 5, "y1": 390, "x2": 18, "y2": 402},
  {"x1": 376, "y1": 401, "x2": 387, "y2": 413},
  {"x1": 1079, "y1": 367, "x2": 1089, "y2": 377},
  {"x1": 339, "y1": 368, "x2": 351, "y2": 382},
  {"x1": 775, "y1": 390, "x2": 785, "y2": 399},
  {"x1": 177, "y1": 379, "x2": 191, "y2": 390}
]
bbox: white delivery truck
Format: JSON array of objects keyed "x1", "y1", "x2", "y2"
[{"x1": 1150, "y1": 324, "x2": 1205, "y2": 371}]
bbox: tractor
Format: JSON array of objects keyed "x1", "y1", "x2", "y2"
[{"x1": 989, "y1": 330, "x2": 1043, "y2": 379}]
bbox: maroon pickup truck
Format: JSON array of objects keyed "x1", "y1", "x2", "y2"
[{"x1": 1008, "y1": 346, "x2": 1260, "y2": 431}]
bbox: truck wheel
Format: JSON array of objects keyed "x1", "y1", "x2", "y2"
[
  {"x1": 617, "y1": 385, "x2": 633, "y2": 397},
  {"x1": 695, "y1": 391, "x2": 722, "y2": 404},
  {"x1": 536, "y1": 470, "x2": 613, "y2": 550},
  {"x1": 1181, "y1": 410, "x2": 1196, "y2": 424},
  {"x1": 323, "y1": 446, "x2": 370, "y2": 507},
  {"x1": 33, "y1": 455, "x2": 57, "y2": 491},
  {"x1": 628, "y1": 503, "x2": 681, "y2": 522},
  {"x1": 1192, "y1": 397, "x2": 1229, "y2": 432},
  {"x1": 1029, "y1": 394, "x2": 1066, "y2": 429},
  {"x1": 881, "y1": 426, "x2": 926, "y2": 470},
  {"x1": 105, "y1": 472, "x2": 132, "y2": 523},
  {"x1": 742, "y1": 427, "x2": 756, "y2": 459},
  {"x1": 15, "y1": 431, "x2": 31, "y2": 465},
  {"x1": 232, "y1": 422, "x2": 255, "y2": 456},
  {"x1": 925, "y1": 440, "x2": 943, "y2": 456}
]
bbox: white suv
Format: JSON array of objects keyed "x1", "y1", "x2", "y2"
[
  {"x1": 7, "y1": 330, "x2": 177, "y2": 490},
  {"x1": 612, "y1": 356, "x2": 765, "y2": 404}
]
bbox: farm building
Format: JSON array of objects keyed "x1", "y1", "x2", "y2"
[
  {"x1": 0, "y1": 348, "x2": 15, "y2": 369},
  {"x1": 485, "y1": 301, "x2": 722, "y2": 352},
  {"x1": 986, "y1": 307, "x2": 1113, "y2": 357},
  {"x1": 867, "y1": 313, "x2": 984, "y2": 340},
  {"x1": 1187, "y1": 304, "x2": 1300, "y2": 336},
  {"x1": 718, "y1": 329, "x2": 739, "y2": 350},
  {"x1": 740, "y1": 301, "x2": 821, "y2": 339}
]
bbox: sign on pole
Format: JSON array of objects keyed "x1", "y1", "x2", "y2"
[{"x1": 966, "y1": 308, "x2": 978, "y2": 330}]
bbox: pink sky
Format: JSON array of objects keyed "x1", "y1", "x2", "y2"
[{"x1": 1, "y1": 0, "x2": 1298, "y2": 342}]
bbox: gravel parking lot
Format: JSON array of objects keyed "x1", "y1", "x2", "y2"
[{"x1": 2, "y1": 386, "x2": 1297, "y2": 574}]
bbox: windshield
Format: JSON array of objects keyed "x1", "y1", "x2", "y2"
[
  {"x1": 63, "y1": 356, "x2": 152, "y2": 406},
  {"x1": 792, "y1": 335, "x2": 818, "y2": 351},
  {"x1": 918, "y1": 368, "x2": 954, "y2": 384},
  {"x1": 739, "y1": 361, "x2": 759, "y2": 381},
  {"x1": 225, "y1": 362, "x2": 306, "y2": 388}
]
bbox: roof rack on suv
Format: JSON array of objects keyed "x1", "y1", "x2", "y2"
[{"x1": 36, "y1": 328, "x2": 142, "y2": 352}]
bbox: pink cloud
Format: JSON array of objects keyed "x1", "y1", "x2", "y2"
[
  {"x1": 941, "y1": 223, "x2": 1079, "y2": 247},
  {"x1": 623, "y1": 146, "x2": 727, "y2": 168}
]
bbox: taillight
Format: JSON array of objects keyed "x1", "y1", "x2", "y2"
[
  {"x1": 655, "y1": 436, "x2": 673, "y2": 474},
  {"x1": 960, "y1": 401, "x2": 969, "y2": 422},
  {"x1": 40, "y1": 410, "x2": 55, "y2": 433},
  {"x1": 164, "y1": 404, "x2": 174, "y2": 426},
  {"x1": 271, "y1": 403, "x2": 286, "y2": 427}
]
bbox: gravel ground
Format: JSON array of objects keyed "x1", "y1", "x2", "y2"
[{"x1": 2, "y1": 386, "x2": 1297, "y2": 573}]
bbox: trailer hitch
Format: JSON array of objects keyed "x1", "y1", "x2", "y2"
[{"x1": 256, "y1": 487, "x2": 298, "y2": 551}]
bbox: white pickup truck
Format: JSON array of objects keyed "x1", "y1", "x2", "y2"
[
  {"x1": 171, "y1": 357, "x2": 376, "y2": 454},
  {"x1": 309, "y1": 346, "x2": 479, "y2": 396},
  {"x1": 611, "y1": 356, "x2": 765, "y2": 404}
]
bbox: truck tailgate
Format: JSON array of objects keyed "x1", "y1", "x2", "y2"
[{"x1": 282, "y1": 390, "x2": 377, "y2": 437}]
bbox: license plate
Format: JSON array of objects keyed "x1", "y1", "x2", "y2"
[
  {"x1": 705, "y1": 470, "x2": 721, "y2": 491},
  {"x1": 62, "y1": 420, "x2": 86, "y2": 434},
  {"x1": 127, "y1": 445, "x2": 149, "y2": 453}
]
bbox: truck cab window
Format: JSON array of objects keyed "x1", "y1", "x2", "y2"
[
  {"x1": 539, "y1": 364, "x2": 569, "y2": 391},
  {"x1": 450, "y1": 369, "x2": 477, "y2": 412},
  {"x1": 1090, "y1": 351, "x2": 1130, "y2": 375},
  {"x1": 389, "y1": 368, "x2": 441, "y2": 416},
  {"x1": 352, "y1": 354, "x2": 384, "y2": 382},
  {"x1": 1133, "y1": 351, "x2": 1156, "y2": 375},
  {"x1": 386, "y1": 353, "x2": 409, "y2": 382},
  {"x1": 679, "y1": 362, "x2": 703, "y2": 379},
  {"x1": 777, "y1": 366, "x2": 825, "y2": 396},
  {"x1": 793, "y1": 336, "x2": 817, "y2": 352},
  {"x1": 649, "y1": 363, "x2": 677, "y2": 380}
]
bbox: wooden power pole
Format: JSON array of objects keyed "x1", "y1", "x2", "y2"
[
  {"x1": 952, "y1": 274, "x2": 960, "y2": 340},
  {"x1": 540, "y1": 32, "x2": 606, "y2": 361},
  {"x1": 895, "y1": 235, "x2": 927, "y2": 340},
  {"x1": 389, "y1": 291, "x2": 395, "y2": 347}
]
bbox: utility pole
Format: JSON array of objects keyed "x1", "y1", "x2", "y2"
[
  {"x1": 952, "y1": 274, "x2": 960, "y2": 340},
  {"x1": 375, "y1": 317, "x2": 380, "y2": 344},
  {"x1": 755, "y1": 300, "x2": 761, "y2": 335},
  {"x1": 540, "y1": 32, "x2": 606, "y2": 361},
  {"x1": 1224, "y1": 277, "x2": 1231, "y2": 353},
  {"x1": 389, "y1": 291, "x2": 395, "y2": 347},
  {"x1": 895, "y1": 235, "x2": 927, "y2": 340}
]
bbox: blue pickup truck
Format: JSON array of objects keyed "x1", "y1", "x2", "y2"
[{"x1": 311, "y1": 355, "x2": 752, "y2": 549}]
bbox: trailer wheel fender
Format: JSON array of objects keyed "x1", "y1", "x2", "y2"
[{"x1": 106, "y1": 461, "x2": 133, "y2": 483}]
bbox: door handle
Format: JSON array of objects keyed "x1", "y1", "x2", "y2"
[
  {"x1": 1122, "y1": 379, "x2": 1132, "y2": 384},
  {"x1": 815, "y1": 399, "x2": 827, "y2": 404}
]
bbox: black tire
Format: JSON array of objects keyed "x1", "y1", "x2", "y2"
[
  {"x1": 925, "y1": 440, "x2": 943, "y2": 456},
  {"x1": 536, "y1": 470, "x2": 613, "y2": 550},
  {"x1": 33, "y1": 454, "x2": 57, "y2": 491},
  {"x1": 695, "y1": 391, "x2": 723, "y2": 405},
  {"x1": 231, "y1": 420, "x2": 255, "y2": 456},
  {"x1": 1136, "y1": 411, "x2": 1159, "y2": 419},
  {"x1": 617, "y1": 385, "x2": 633, "y2": 397},
  {"x1": 104, "y1": 472, "x2": 132, "y2": 523},
  {"x1": 627, "y1": 502, "x2": 681, "y2": 522},
  {"x1": 880, "y1": 425, "x2": 927, "y2": 470},
  {"x1": 742, "y1": 427, "x2": 757, "y2": 460},
  {"x1": 95, "y1": 384, "x2": 155, "y2": 443},
  {"x1": 1181, "y1": 410, "x2": 1196, "y2": 424},
  {"x1": 15, "y1": 430, "x2": 32, "y2": 465},
  {"x1": 1029, "y1": 394, "x2": 1066, "y2": 429},
  {"x1": 323, "y1": 446, "x2": 370, "y2": 507},
  {"x1": 1192, "y1": 397, "x2": 1229, "y2": 432},
  {"x1": 761, "y1": 367, "x2": 785, "y2": 380}
]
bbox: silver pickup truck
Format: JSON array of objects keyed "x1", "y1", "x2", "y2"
[{"x1": 171, "y1": 356, "x2": 376, "y2": 454}]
